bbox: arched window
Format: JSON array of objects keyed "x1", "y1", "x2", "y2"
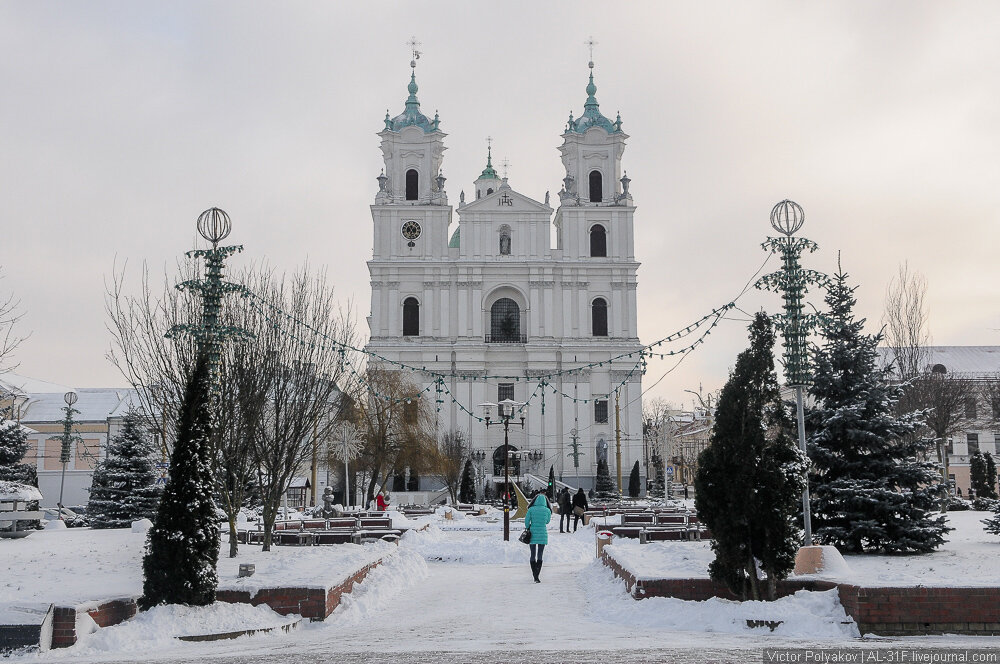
[
  {"x1": 592, "y1": 298, "x2": 608, "y2": 337},
  {"x1": 486, "y1": 187, "x2": 494, "y2": 196},
  {"x1": 590, "y1": 225, "x2": 607, "y2": 257},
  {"x1": 490, "y1": 298, "x2": 521, "y2": 342},
  {"x1": 402, "y1": 297, "x2": 419, "y2": 336},
  {"x1": 493, "y1": 444, "x2": 520, "y2": 477},
  {"x1": 589, "y1": 170, "x2": 603, "y2": 202},
  {"x1": 405, "y1": 169, "x2": 419, "y2": 201},
  {"x1": 499, "y1": 225, "x2": 511, "y2": 255}
]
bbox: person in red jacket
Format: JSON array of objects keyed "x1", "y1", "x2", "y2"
[{"x1": 376, "y1": 491, "x2": 388, "y2": 511}]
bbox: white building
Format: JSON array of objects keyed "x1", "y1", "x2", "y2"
[{"x1": 365, "y1": 57, "x2": 643, "y2": 492}]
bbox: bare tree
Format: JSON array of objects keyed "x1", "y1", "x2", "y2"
[
  {"x1": 438, "y1": 429, "x2": 467, "y2": 504},
  {"x1": 107, "y1": 260, "x2": 357, "y2": 554},
  {"x1": 883, "y1": 262, "x2": 930, "y2": 380},
  {"x1": 245, "y1": 267, "x2": 355, "y2": 551},
  {"x1": 351, "y1": 369, "x2": 437, "y2": 505},
  {"x1": 901, "y1": 371, "x2": 974, "y2": 510},
  {"x1": 0, "y1": 271, "x2": 25, "y2": 374}
]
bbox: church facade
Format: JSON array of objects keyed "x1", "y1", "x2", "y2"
[{"x1": 365, "y1": 57, "x2": 643, "y2": 494}]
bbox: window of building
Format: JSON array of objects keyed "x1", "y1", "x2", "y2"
[
  {"x1": 590, "y1": 225, "x2": 607, "y2": 257},
  {"x1": 595, "y1": 399, "x2": 609, "y2": 424},
  {"x1": 405, "y1": 169, "x2": 419, "y2": 200},
  {"x1": 402, "y1": 297, "x2": 419, "y2": 336},
  {"x1": 404, "y1": 401, "x2": 418, "y2": 424},
  {"x1": 965, "y1": 398, "x2": 978, "y2": 420},
  {"x1": 967, "y1": 433, "x2": 980, "y2": 455},
  {"x1": 592, "y1": 298, "x2": 608, "y2": 337},
  {"x1": 498, "y1": 383, "x2": 514, "y2": 403},
  {"x1": 490, "y1": 298, "x2": 521, "y2": 342},
  {"x1": 589, "y1": 170, "x2": 603, "y2": 203},
  {"x1": 487, "y1": 187, "x2": 494, "y2": 196}
]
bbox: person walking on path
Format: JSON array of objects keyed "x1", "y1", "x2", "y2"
[
  {"x1": 571, "y1": 487, "x2": 589, "y2": 532},
  {"x1": 524, "y1": 494, "x2": 551, "y2": 582},
  {"x1": 557, "y1": 487, "x2": 572, "y2": 533}
]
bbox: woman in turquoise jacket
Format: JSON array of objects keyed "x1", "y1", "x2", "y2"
[{"x1": 523, "y1": 494, "x2": 551, "y2": 583}]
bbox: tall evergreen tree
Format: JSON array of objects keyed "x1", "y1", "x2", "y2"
[
  {"x1": 594, "y1": 458, "x2": 616, "y2": 498},
  {"x1": 140, "y1": 356, "x2": 219, "y2": 609},
  {"x1": 695, "y1": 313, "x2": 807, "y2": 601},
  {"x1": 459, "y1": 459, "x2": 476, "y2": 504},
  {"x1": 984, "y1": 453, "x2": 998, "y2": 500},
  {"x1": 807, "y1": 267, "x2": 948, "y2": 554},
  {"x1": 628, "y1": 460, "x2": 641, "y2": 498},
  {"x1": 87, "y1": 410, "x2": 161, "y2": 528},
  {"x1": 970, "y1": 452, "x2": 989, "y2": 499}
]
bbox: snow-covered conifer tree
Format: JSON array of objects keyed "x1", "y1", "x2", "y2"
[
  {"x1": 459, "y1": 459, "x2": 476, "y2": 504},
  {"x1": 628, "y1": 460, "x2": 640, "y2": 498},
  {"x1": 140, "y1": 355, "x2": 219, "y2": 609},
  {"x1": 594, "y1": 458, "x2": 616, "y2": 498},
  {"x1": 0, "y1": 417, "x2": 34, "y2": 485},
  {"x1": 695, "y1": 313, "x2": 807, "y2": 601},
  {"x1": 87, "y1": 410, "x2": 161, "y2": 528},
  {"x1": 807, "y1": 267, "x2": 948, "y2": 554},
  {"x1": 984, "y1": 453, "x2": 998, "y2": 500},
  {"x1": 971, "y1": 452, "x2": 989, "y2": 500}
]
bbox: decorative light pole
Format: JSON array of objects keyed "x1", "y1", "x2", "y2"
[
  {"x1": 55, "y1": 391, "x2": 80, "y2": 516},
  {"x1": 332, "y1": 423, "x2": 361, "y2": 508},
  {"x1": 168, "y1": 208, "x2": 253, "y2": 406},
  {"x1": 480, "y1": 399, "x2": 525, "y2": 541},
  {"x1": 755, "y1": 200, "x2": 827, "y2": 546}
]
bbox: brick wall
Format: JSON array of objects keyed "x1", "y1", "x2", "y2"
[
  {"x1": 51, "y1": 598, "x2": 137, "y2": 649},
  {"x1": 602, "y1": 551, "x2": 1000, "y2": 636}
]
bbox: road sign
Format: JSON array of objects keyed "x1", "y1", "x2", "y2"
[{"x1": 665, "y1": 467, "x2": 674, "y2": 478}]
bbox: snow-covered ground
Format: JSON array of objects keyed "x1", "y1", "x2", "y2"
[
  {"x1": 0, "y1": 526, "x2": 394, "y2": 606},
  {"x1": 606, "y1": 511, "x2": 1000, "y2": 587}
]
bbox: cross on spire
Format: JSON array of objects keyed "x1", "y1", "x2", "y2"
[
  {"x1": 585, "y1": 36, "x2": 598, "y2": 67},
  {"x1": 500, "y1": 158, "x2": 510, "y2": 179},
  {"x1": 407, "y1": 36, "x2": 422, "y2": 67}
]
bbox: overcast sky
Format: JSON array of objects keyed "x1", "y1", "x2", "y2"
[{"x1": 2, "y1": 2, "x2": 999, "y2": 409}]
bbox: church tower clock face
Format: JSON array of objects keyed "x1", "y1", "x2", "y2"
[{"x1": 401, "y1": 220, "x2": 422, "y2": 240}]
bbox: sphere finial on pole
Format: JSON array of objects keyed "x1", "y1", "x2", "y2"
[
  {"x1": 196, "y1": 207, "x2": 232, "y2": 247},
  {"x1": 769, "y1": 199, "x2": 805, "y2": 237}
]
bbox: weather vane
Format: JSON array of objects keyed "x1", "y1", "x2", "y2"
[
  {"x1": 408, "y1": 36, "x2": 422, "y2": 67},
  {"x1": 585, "y1": 36, "x2": 598, "y2": 67}
]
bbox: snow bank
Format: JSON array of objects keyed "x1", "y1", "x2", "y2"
[
  {"x1": 604, "y1": 538, "x2": 713, "y2": 581},
  {"x1": 130, "y1": 519, "x2": 152, "y2": 534},
  {"x1": 316, "y1": 547, "x2": 428, "y2": 628},
  {"x1": 0, "y1": 480, "x2": 42, "y2": 502},
  {"x1": 218, "y1": 541, "x2": 395, "y2": 597},
  {"x1": 581, "y1": 560, "x2": 860, "y2": 639},
  {"x1": 47, "y1": 603, "x2": 297, "y2": 657}
]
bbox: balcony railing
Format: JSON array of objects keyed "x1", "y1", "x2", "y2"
[{"x1": 485, "y1": 334, "x2": 527, "y2": 344}]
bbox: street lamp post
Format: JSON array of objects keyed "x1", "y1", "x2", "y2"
[
  {"x1": 56, "y1": 391, "x2": 79, "y2": 517},
  {"x1": 480, "y1": 399, "x2": 525, "y2": 541}
]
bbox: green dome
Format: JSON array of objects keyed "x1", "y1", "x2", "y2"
[{"x1": 448, "y1": 226, "x2": 460, "y2": 248}]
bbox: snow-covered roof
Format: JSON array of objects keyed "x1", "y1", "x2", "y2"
[
  {"x1": 0, "y1": 371, "x2": 73, "y2": 397},
  {"x1": 20, "y1": 388, "x2": 136, "y2": 423},
  {"x1": 0, "y1": 419, "x2": 37, "y2": 435},
  {"x1": 288, "y1": 477, "x2": 311, "y2": 489},
  {"x1": 878, "y1": 346, "x2": 1000, "y2": 377},
  {"x1": 0, "y1": 480, "x2": 43, "y2": 502}
]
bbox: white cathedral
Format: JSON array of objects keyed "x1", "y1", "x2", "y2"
[{"x1": 365, "y1": 55, "x2": 643, "y2": 493}]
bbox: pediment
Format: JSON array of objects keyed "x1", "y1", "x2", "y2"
[{"x1": 459, "y1": 187, "x2": 551, "y2": 213}]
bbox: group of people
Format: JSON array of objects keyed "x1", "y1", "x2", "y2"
[{"x1": 522, "y1": 486, "x2": 589, "y2": 583}]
